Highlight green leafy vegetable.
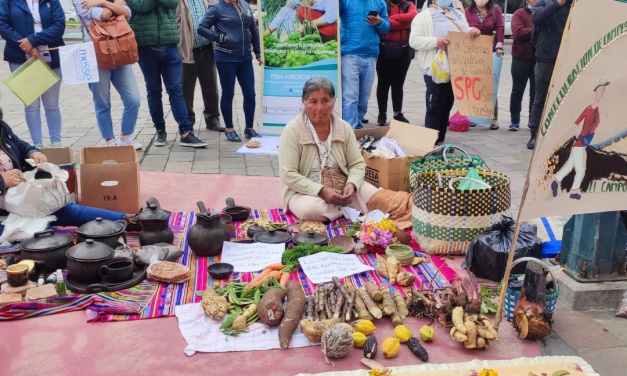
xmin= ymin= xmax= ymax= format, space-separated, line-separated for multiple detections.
xmin=281 ymin=243 xmax=344 ymax=272
xmin=480 ymin=285 xmax=498 ymax=315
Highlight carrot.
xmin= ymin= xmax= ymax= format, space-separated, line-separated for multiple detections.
xmin=266 ymin=263 xmax=284 ymax=271
xmin=279 ymin=272 xmax=291 ymax=287
xmin=268 ymin=270 xmax=282 ymax=283
xmin=247 ymin=268 xmax=273 ymax=289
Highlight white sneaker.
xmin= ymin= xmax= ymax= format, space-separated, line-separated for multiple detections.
xmin=118 ymin=134 xmax=142 ymax=150
xmin=105 ymin=138 xmax=121 ymax=146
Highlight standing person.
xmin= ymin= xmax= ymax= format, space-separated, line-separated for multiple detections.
xmin=199 ymin=0 xmax=262 ymax=142
xmin=340 ymin=0 xmax=390 ymax=130
xmin=0 ymin=0 xmax=65 ymax=149
xmin=176 ymin=0 xmax=224 ymax=132
xmin=465 ymin=0 xmax=504 ymax=130
xmin=75 ymin=0 xmax=142 ymax=149
xmin=410 ymin=0 xmax=480 ymax=145
xmin=126 ymin=0 xmax=208 ymax=148
xmin=376 ymin=0 xmax=417 ymax=126
xmin=509 ymin=0 xmax=537 ymax=131
xmin=527 ymin=0 xmax=572 ymax=149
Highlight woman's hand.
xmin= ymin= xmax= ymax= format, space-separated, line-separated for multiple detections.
xmin=469 ymin=27 xmax=481 ymax=38
xmin=1 ymin=170 xmax=26 ymax=189
xmin=319 ymin=187 xmax=348 ymax=206
xmin=341 ymin=183 xmax=356 ymax=202
xmin=29 ymin=152 xmax=48 ymax=164
xmin=83 ymin=0 xmax=105 ymax=9
xmin=436 ymin=37 xmax=450 ymax=49
xmin=256 ymin=57 xmax=264 ymax=66
xmin=496 ymin=48 xmax=504 ymax=57
xmin=18 ymin=38 xmax=35 ymax=54
xmin=366 ymin=15 xmax=383 ymax=26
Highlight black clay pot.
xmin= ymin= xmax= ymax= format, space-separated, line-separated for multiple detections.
xmin=137 ymin=198 xmax=174 ymax=246
xmin=76 ymin=217 xmax=127 ymax=249
xmin=20 ymin=230 xmax=73 ymax=273
xmin=223 ymin=197 xmax=251 ymax=222
xmin=293 ymin=231 xmax=329 ymax=246
xmin=187 ymin=201 xmax=231 ymax=257
xmin=66 ymin=239 xmax=114 ymax=283
xmin=253 ymin=228 xmax=292 ymax=245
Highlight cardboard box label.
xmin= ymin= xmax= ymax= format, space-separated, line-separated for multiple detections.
xmin=364 ymin=166 xmax=380 ymax=185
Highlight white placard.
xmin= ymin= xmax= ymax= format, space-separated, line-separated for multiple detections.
xmin=220 ymin=241 xmax=285 ymax=272
xmin=298 ymin=252 xmax=374 ymax=284
xmin=59 ymin=42 xmax=99 ymax=85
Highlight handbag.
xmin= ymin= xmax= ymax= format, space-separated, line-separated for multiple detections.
xmin=77 ymin=12 xmax=139 ymax=70
xmin=316 ymin=148 xmax=347 ymax=194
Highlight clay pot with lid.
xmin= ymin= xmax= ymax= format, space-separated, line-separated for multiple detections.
xmin=20 ymin=230 xmax=73 ymax=272
xmin=76 ymin=217 xmax=127 ymax=249
xmin=137 ymin=197 xmax=174 ymax=246
xmin=187 ymin=201 xmax=231 ymax=257
xmin=253 ymin=228 xmax=292 ymax=245
xmin=293 ymin=231 xmax=328 ymax=246
xmin=66 ymin=239 xmax=114 ymax=282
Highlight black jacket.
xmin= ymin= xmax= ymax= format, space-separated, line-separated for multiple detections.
xmin=0 ymin=120 xmax=39 ymax=194
xmin=532 ymin=0 xmax=572 ymax=63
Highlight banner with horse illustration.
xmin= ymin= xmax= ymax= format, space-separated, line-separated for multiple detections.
xmin=519 ymin=0 xmax=627 ymax=221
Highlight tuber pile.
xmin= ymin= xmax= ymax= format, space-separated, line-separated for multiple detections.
xmin=449 ymin=307 xmax=497 ymax=350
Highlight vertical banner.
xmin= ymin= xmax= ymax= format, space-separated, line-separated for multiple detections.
xmin=447 ymin=32 xmax=494 ymax=119
xmin=58 ymin=42 xmax=99 ymax=85
xmin=519 ymin=0 xmax=627 ymax=221
xmin=259 ymin=0 xmax=340 ymax=134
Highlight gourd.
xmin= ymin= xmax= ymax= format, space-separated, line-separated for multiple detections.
xmin=419 ymin=325 xmax=435 ymax=342
xmin=352 ymin=332 xmax=367 ymax=348
xmin=352 ymin=319 xmax=376 ymax=335
xmin=382 ymin=337 xmax=400 ymax=358
xmin=393 ymin=324 xmax=412 ymax=343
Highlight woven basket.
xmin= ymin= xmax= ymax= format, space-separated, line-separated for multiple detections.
xmin=503 ymin=257 xmax=559 ymax=321
xmin=385 ymin=244 xmax=414 ymax=266
xmin=411 ymin=168 xmax=511 ymax=255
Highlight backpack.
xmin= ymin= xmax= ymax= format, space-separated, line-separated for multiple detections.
xmin=78 ymin=12 xmax=139 ymax=70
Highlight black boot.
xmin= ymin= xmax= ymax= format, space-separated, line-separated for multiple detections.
xmin=527 ymin=136 xmax=536 ymax=150
xmin=377 ymin=113 xmax=387 ymax=126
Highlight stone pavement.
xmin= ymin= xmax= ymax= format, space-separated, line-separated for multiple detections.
xmin=1 ymin=40 xmax=625 ymax=375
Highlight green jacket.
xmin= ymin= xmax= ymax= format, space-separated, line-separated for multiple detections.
xmin=126 ymin=0 xmax=181 ymax=47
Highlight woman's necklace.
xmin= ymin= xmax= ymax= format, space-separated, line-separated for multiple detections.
xmin=477 ymin=7 xmax=488 ymax=22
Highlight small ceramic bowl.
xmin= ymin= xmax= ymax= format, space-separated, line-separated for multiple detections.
xmin=207 ymin=263 xmax=234 ymax=280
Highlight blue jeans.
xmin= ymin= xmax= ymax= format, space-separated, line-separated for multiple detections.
xmin=89 ymin=65 xmax=141 ymax=139
xmin=137 ymin=46 xmax=192 ymax=134
xmin=341 ymin=55 xmax=376 ymax=129
xmin=9 ymin=63 xmax=62 ymax=145
xmin=215 ymin=60 xmax=256 ymax=129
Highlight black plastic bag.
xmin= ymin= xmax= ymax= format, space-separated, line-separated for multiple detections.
xmin=462 ymin=216 xmax=543 ymax=282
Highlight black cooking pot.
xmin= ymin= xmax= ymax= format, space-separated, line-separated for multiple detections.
xmin=253 ymin=228 xmax=292 ymax=245
xmin=137 ymin=198 xmax=174 ymax=246
xmin=20 ymin=230 xmax=73 ymax=273
xmin=246 ymin=223 xmax=267 ymax=239
xmin=66 ymin=239 xmax=114 ymax=282
xmin=223 ymin=197 xmax=251 ymax=222
xmin=293 ymin=231 xmax=329 ymax=246
xmin=76 ymin=217 xmax=127 ymax=249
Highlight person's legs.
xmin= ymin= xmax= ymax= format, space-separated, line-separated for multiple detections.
xmin=570 ymin=147 xmax=586 ymax=191
xmin=529 ymin=61 xmax=554 ymax=140
xmin=51 ymin=203 xmax=124 ymax=227
xmin=182 ymin=61 xmax=198 ymax=127
xmin=41 ymin=67 xmax=63 ymax=143
xmin=554 ymin=147 xmax=576 ymax=182
xmin=89 ymin=68 xmax=115 ymax=139
xmin=341 ymin=54 xmax=360 ymax=129
xmin=110 ymin=65 xmax=141 ymax=136
xmin=137 ymin=47 xmax=166 ymax=132
xmin=528 ymin=62 xmax=536 ymax=124
xmin=347 ymin=182 xmax=381 ymax=214
xmin=357 ymin=56 xmax=377 ymax=129
xmin=287 ymin=193 xmax=343 ymax=222
xmin=424 ymin=75 xmax=448 ymax=143
xmin=509 ymin=58 xmax=527 ymax=126
xmin=376 ymin=57 xmax=392 ymax=118
xmin=216 ymin=61 xmax=238 ymax=130
xmin=236 ymin=60 xmax=256 ymax=129
xmin=391 ymin=58 xmax=411 ymax=114
xmin=439 ymin=81 xmax=455 ymax=141
xmin=10 ymin=62 xmax=43 ymax=146
xmin=160 ymin=46 xmax=192 ymax=135
xmin=195 ymin=46 xmax=221 ymax=125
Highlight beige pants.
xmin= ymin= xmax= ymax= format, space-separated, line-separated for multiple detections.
xmin=288 ymin=182 xmax=381 ymax=222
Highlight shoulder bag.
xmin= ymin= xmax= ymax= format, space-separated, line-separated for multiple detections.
xmin=316 ymin=148 xmax=347 ymax=194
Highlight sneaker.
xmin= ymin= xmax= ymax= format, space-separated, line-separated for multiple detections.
xmin=361 ymin=117 xmax=369 ymax=124
xmin=527 ymin=136 xmax=536 ymax=150
xmin=490 ymin=122 xmax=500 ymax=130
xmin=180 ymin=133 xmax=207 ymax=148
xmin=34 ymin=143 xmax=44 ymax=150
xmin=51 ymin=141 xmax=63 ymax=148
xmin=377 ymin=113 xmax=387 ymax=126
xmin=119 ymin=134 xmax=142 ymax=150
xmin=509 ymin=122 xmax=520 ymax=131
xmin=154 ymin=131 xmax=167 ymax=146
xmin=105 ymin=138 xmax=121 ymax=146
xmin=393 ymin=113 xmax=410 ymax=123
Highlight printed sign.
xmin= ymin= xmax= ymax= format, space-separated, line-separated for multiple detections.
xmin=299 ymin=252 xmax=373 ymax=284
xmin=447 ymin=32 xmax=494 ymax=119
xmin=220 ymin=242 xmax=285 ymax=272
xmin=519 ymin=0 xmax=627 ymax=220
xmin=59 ymin=42 xmax=99 ymax=85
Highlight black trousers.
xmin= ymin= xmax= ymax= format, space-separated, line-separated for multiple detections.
xmin=423 ymin=74 xmax=455 ymax=143
xmin=528 ymin=61 xmax=554 ymax=137
xmin=182 ymin=44 xmax=220 ymax=127
xmin=376 ymin=56 xmax=411 ymax=114
xmin=509 ymin=58 xmax=536 ymax=124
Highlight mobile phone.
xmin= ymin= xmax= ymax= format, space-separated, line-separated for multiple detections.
xmin=367 ymin=10 xmax=378 ymax=17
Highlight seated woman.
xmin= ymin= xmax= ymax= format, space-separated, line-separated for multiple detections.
xmin=279 ymin=76 xmax=379 ymax=222
xmin=0 ymin=114 xmax=140 ymax=233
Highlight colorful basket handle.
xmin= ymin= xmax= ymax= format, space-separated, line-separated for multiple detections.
xmin=509 ymin=257 xmax=560 ymax=293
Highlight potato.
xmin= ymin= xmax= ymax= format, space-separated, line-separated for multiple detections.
xmin=299 ymin=318 xmax=341 ymax=342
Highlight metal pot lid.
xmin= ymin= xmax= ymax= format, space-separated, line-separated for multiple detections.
xmin=21 ymin=230 xmax=73 ymax=251
xmin=293 ymin=230 xmax=328 ymax=245
xmin=66 ymin=239 xmax=114 ymax=262
xmin=77 ymin=217 xmax=126 ymax=237
xmin=253 ymin=228 xmax=292 ymax=244
xmin=137 ymin=203 xmax=172 ymax=221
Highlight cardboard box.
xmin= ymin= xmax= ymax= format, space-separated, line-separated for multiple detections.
xmin=79 ymin=146 xmax=140 ymax=213
xmin=354 ymin=120 xmax=438 ymax=191
xmin=40 ymin=147 xmax=77 ymax=203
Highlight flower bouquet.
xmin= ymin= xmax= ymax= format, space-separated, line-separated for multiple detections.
xmin=353 ymin=219 xmax=398 ymax=254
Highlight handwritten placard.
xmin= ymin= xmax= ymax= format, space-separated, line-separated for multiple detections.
xmin=299 ymin=252 xmax=374 ymax=284
xmin=220 ymin=242 xmax=285 ymax=272
xmin=447 ymin=32 xmax=494 ymax=119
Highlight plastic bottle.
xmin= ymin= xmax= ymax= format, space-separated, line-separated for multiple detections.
xmin=37 ymin=274 xmax=45 ymax=287
xmin=55 ymin=269 xmax=66 ymax=297
xmin=45 ymin=272 xmax=57 ymax=284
